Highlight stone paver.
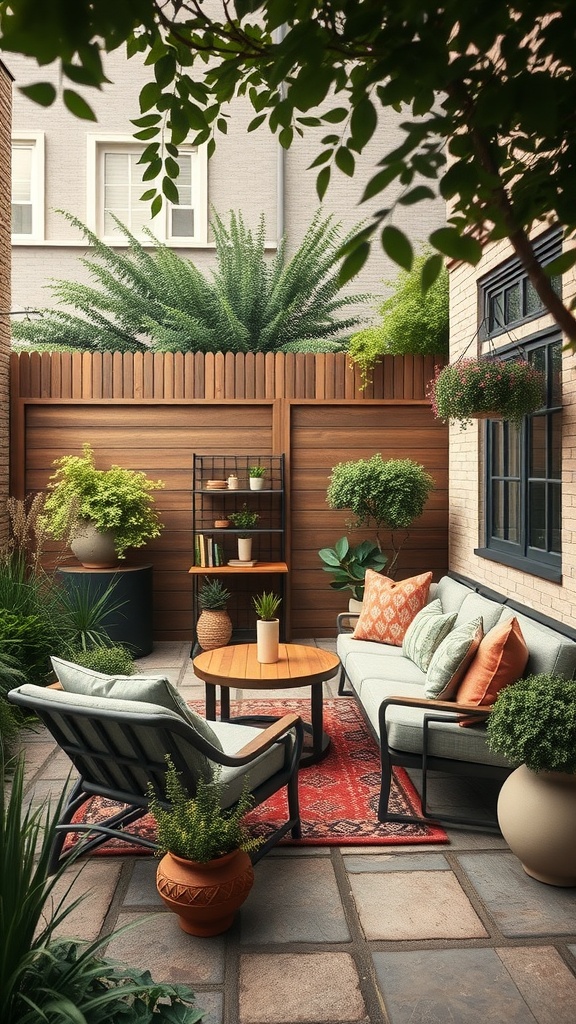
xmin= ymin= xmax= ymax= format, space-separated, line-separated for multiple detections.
xmin=344 ymin=853 xmax=451 ymax=873
xmin=497 ymin=947 xmax=576 ymax=1024
xmin=123 ymin=858 xmax=164 ymax=905
xmin=239 ymin=953 xmax=368 ymax=1024
xmin=458 ymin=852 xmax=576 ymax=936
xmin=49 ymin=859 xmax=123 ymax=941
xmin=105 ymin=910 xmax=227 ymax=985
xmin=349 ymin=868 xmax=487 ymax=940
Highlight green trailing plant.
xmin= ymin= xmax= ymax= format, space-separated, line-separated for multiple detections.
xmin=66 ymin=645 xmax=136 ymax=676
xmin=0 ymin=652 xmax=26 ymax=748
xmin=350 ymin=255 xmax=449 ymax=385
xmin=148 ymin=757 xmax=262 ymax=862
xmin=428 ymin=358 xmax=545 ymax=428
xmin=12 ymin=209 xmax=367 ymax=354
xmin=326 ymin=454 xmax=434 ymax=578
xmin=229 ymin=504 xmax=259 ymax=536
xmin=249 ymin=465 xmax=266 ymax=478
xmin=318 ymin=537 xmax=388 ymax=601
xmin=0 ymin=757 xmax=204 ymax=1023
xmin=253 ymin=591 xmax=281 ymax=620
xmin=198 ymin=577 xmax=232 ymax=611
xmin=487 ymin=674 xmax=576 ymax=774
xmin=42 ymin=443 xmax=164 ymax=559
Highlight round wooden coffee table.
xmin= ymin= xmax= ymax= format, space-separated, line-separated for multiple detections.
xmin=193 ymin=643 xmax=341 ymax=766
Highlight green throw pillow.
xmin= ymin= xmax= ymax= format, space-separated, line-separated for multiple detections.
xmin=402 ymin=599 xmax=458 ymax=672
xmin=50 ymin=656 xmax=223 ymax=753
xmin=424 ymin=617 xmax=484 ymax=700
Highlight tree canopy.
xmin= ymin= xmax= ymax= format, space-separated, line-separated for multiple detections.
xmin=2 ymin=1 xmax=576 ymax=342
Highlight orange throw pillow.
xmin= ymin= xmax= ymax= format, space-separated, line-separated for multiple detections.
xmin=456 ymin=616 xmax=528 ymax=714
xmin=352 ymin=570 xmax=433 ymax=646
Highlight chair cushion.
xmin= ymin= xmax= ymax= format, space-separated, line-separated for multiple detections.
xmin=51 ymin=655 xmax=223 ymax=775
xmin=455 ymin=617 xmax=529 ymax=710
xmin=424 ymin=617 xmax=483 ymax=699
xmin=352 ymin=570 xmax=433 ymax=646
xmin=402 ymin=599 xmax=458 ymax=672
xmin=455 ymin=592 xmax=504 ymax=633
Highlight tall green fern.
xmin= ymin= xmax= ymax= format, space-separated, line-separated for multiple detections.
xmin=13 ymin=210 xmax=368 ymax=354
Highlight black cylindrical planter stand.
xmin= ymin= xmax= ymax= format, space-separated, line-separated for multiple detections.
xmin=56 ymin=564 xmax=153 ymax=657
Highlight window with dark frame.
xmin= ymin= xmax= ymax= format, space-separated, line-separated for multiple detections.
xmin=479 ymin=228 xmax=562 ymax=339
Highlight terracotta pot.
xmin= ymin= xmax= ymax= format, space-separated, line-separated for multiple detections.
xmin=497 ymin=764 xmax=576 ymax=886
xmin=256 ymin=618 xmax=279 ymax=663
xmin=156 ymin=849 xmax=254 ymax=936
xmin=70 ymin=519 xmax=118 ymax=568
xmin=196 ymin=609 xmax=233 ymax=650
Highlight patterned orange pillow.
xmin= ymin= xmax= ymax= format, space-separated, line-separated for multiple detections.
xmin=352 ymin=570 xmax=433 ymax=646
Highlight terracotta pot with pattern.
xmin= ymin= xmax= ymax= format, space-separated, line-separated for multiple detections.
xmin=156 ymin=849 xmax=255 ymax=935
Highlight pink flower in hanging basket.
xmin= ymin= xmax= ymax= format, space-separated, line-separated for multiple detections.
xmin=427 ymin=358 xmax=545 ymax=428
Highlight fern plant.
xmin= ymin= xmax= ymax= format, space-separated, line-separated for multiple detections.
xmin=13 ymin=209 xmax=367 ymax=354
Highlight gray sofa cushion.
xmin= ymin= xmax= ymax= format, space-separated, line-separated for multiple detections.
xmin=435 ymin=576 xmax=474 ymax=614
xmin=455 ymin=593 xmax=505 ymax=633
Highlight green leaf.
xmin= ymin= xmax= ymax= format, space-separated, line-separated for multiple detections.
xmin=19 ymin=82 xmax=57 ymax=107
xmin=335 ymin=147 xmax=355 ymax=176
xmin=322 ymin=107 xmax=348 ymax=124
xmin=308 ymin=150 xmax=333 ymax=169
xmin=316 ymin=166 xmax=331 ymax=200
xmin=133 ymin=127 xmax=160 ymax=141
xmin=63 ymin=90 xmax=97 ymax=121
xmin=131 ymin=114 xmax=162 ymax=128
xmin=381 ymin=226 xmax=413 ymax=271
xmin=151 ymin=194 xmax=163 ymax=218
xmin=139 ymin=81 xmax=161 ymax=113
xmin=544 ymin=251 xmax=576 ymax=276
xmin=140 ymin=188 xmax=157 ymax=201
xmin=162 ymin=176 xmax=180 ymax=204
xmin=420 ymin=253 xmax=444 ymax=294
xmin=349 ymin=97 xmax=378 ymax=153
xmin=429 ymin=227 xmax=482 ymax=264
xmin=339 ymin=241 xmax=370 ymax=284
xmin=398 ymin=185 xmax=436 ymax=205
xmin=155 ymin=53 xmax=177 ymax=89
xmin=248 ymin=113 xmax=267 ymax=132
xmin=360 ymin=166 xmax=401 ymax=203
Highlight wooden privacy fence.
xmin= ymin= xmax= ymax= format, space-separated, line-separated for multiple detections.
xmin=10 ymin=350 xmax=448 ymax=640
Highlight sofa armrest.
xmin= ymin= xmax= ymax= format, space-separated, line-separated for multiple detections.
xmin=337 ymin=612 xmax=359 ymax=634
xmin=378 ymin=694 xmax=492 ymax=733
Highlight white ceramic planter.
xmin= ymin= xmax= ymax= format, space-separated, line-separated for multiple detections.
xmin=249 ymin=477 xmax=265 ymax=490
xmin=70 ymin=519 xmax=118 ymax=568
xmin=237 ymin=537 xmax=253 ymax=561
xmin=497 ymin=764 xmax=576 ymax=886
xmin=256 ymin=618 xmax=279 ymax=663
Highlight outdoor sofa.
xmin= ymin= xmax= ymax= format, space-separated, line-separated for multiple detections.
xmin=337 ymin=571 xmax=576 ymax=829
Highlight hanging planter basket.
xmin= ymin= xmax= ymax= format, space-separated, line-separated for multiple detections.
xmin=427 ymin=358 xmax=545 ymax=429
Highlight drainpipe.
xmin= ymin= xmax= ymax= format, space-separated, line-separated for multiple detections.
xmin=274 ymin=25 xmax=287 ymax=244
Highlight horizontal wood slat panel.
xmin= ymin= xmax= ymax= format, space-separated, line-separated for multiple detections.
xmin=12 ymin=353 xmax=448 ymax=641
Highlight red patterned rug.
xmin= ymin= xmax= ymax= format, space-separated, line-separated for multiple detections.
xmin=64 ymin=697 xmax=447 ymax=853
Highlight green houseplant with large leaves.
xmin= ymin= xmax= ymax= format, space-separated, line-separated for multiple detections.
xmin=428 ymin=358 xmax=545 ymax=429
xmin=42 ymin=443 xmax=164 ymax=561
xmin=318 ymin=536 xmax=388 ymax=601
xmin=326 ymin=454 xmax=434 ymax=578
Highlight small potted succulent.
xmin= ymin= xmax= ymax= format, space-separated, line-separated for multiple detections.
xmin=428 ymin=357 xmax=545 ymax=429
xmin=229 ymin=504 xmax=259 ymax=561
xmin=150 ymin=758 xmax=261 ymax=936
xmin=196 ymin=577 xmax=232 ymax=650
xmin=253 ymin=591 xmax=282 ymax=663
xmin=41 ymin=443 xmax=164 ymax=566
xmin=487 ymin=673 xmax=576 ymax=886
xmin=318 ymin=536 xmax=388 ymax=609
xmin=248 ymin=465 xmax=266 ymax=490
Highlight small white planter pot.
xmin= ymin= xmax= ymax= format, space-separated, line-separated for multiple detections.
xmin=256 ymin=618 xmax=279 ymax=663
xmin=237 ymin=537 xmax=253 ymax=561
xmin=348 ymin=598 xmax=363 ymax=615
xmin=497 ymin=764 xmax=576 ymax=886
xmin=249 ymin=477 xmax=265 ymax=490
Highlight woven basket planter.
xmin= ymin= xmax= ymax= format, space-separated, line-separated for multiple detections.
xmin=196 ymin=609 xmax=233 ymax=650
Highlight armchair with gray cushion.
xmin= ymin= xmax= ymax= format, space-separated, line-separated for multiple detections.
xmin=9 ymin=658 xmax=303 ymax=873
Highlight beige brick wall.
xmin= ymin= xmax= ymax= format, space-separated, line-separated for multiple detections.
xmin=449 ymin=233 xmax=576 ymax=630
xmin=0 ymin=62 xmax=11 ymax=547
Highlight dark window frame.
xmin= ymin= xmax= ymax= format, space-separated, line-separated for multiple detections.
xmin=478 ymin=228 xmax=562 ymax=340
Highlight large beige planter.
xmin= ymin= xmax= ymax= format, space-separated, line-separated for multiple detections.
xmin=497 ymin=764 xmax=576 ymax=886
xmin=70 ymin=519 xmax=118 ymax=568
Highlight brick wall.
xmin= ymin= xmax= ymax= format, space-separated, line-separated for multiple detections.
xmin=448 ymin=234 xmax=576 ymax=630
xmin=0 ymin=62 xmax=12 ymax=547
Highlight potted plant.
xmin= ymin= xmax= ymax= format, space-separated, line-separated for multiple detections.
xmin=428 ymin=357 xmax=545 ymax=429
xmin=229 ymin=504 xmax=259 ymax=561
xmin=41 ymin=443 xmax=164 ymax=566
xmin=249 ymin=465 xmax=266 ymax=490
xmin=196 ymin=577 xmax=233 ymax=650
xmin=253 ymin=591 xmax=282 ymax=663
xmin=318 ymin=536 xmax=388 ymax=610
xmin=326 ymin=454 xmax=434 ymax=578
xmin=149 ymin=758 xmax=261 ymax=936
xmin=487 ymin=673 xmax=576 ymax=886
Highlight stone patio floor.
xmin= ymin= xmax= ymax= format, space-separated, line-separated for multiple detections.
xmin=19 ymin=640 xmax=576 ymax=1024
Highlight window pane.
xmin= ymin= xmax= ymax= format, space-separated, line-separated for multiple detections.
xmin=12 ymin=146 xmax=32 ymax=202
xmin=529 ymin=481 xmax=546 ymax=549
xmin=551 ymin=342 xmax=562 ymax=406
xmin=491 ymin=421 xmax=503 ymax=476
xmin=489 ymin=293 xmax=504 ymax=331
xmin=171 ymin=208 xmax=194 ymax=237
xmin=506 ymin=422 xmax=520 ymax=477
xmin=507 ymin=482 xmax=520 ymax=542
xmin=12 ymin=203 xmax=32 ymax=234
xmin=530 ymin=416 xmax=546 ymax=477
xmin=174 ymin=155 xmax=192 ymax=205
xmin=504 ymin=283 xmax=521 ymax=323
xmin=103 ymin=151 xmax=150 ymax=233
xmin=550 ymin=482 xmax=561 ymax=554
xmin=551 ymin=411 xmax=561 ymax=478
xmin=525 ymin=278 xmax=543 ymax=316
xmin=491 ymin=480 xmax=520 ymax=542
xmin=491 ymin=480 xmax=505 ymax=539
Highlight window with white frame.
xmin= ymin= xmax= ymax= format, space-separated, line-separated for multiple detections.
xmin=11 ymin=133 xmax=45 ymax=241
xmin=87 ymin=137 xmax=207 ymax=244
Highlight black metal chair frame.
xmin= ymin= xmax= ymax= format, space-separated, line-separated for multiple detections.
xmin=9 ymin=686 xmax=303 ymax=874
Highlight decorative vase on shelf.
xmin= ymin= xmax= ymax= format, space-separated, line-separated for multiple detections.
xmin=249 ymin=477 xmax=265 ymax=490
xmin=237 ymin=537 xmax=253 ymax=561
xmin=256 ymin=618 xmax=280 ymax=663
xmin=156 ymin=849 xmax=255 ymax=936
xmin=70 ymin=519 xmax=118 ymax=568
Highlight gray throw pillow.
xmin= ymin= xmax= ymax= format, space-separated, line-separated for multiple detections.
xmin=402 ymin=599 xmax=458 ymax=672
xmin=424 ymin=617 xmax=484 ymax=700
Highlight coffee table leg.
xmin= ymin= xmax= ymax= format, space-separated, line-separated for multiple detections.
xmin=205 ymin=684 xmax=217 ymax=720
xmin=220 ymin=687 xmax=230 ymax=720
xmin=311 ymin=682 xmax=324 ymax=761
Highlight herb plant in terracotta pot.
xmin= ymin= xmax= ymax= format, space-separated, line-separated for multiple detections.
xmin=150 ymin=758 xmax=261 ymax=936
xmin=428 ymin=358 xmax=545 ymax=429
xmin=42 ymin=443 xmax=164 ymax=566
xmin=487 ymin=673 xmax=576 ymax=886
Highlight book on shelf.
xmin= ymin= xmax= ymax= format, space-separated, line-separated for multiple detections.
xmin=227 ymin=559 xmax=258 ymax=567
xmin=195 ymin=533 xmax=205 ymax=567
xmin=207 ymin=536 xmax=213 ymax=567
xmin=214 ymin=542 xmax=224 ymax=567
